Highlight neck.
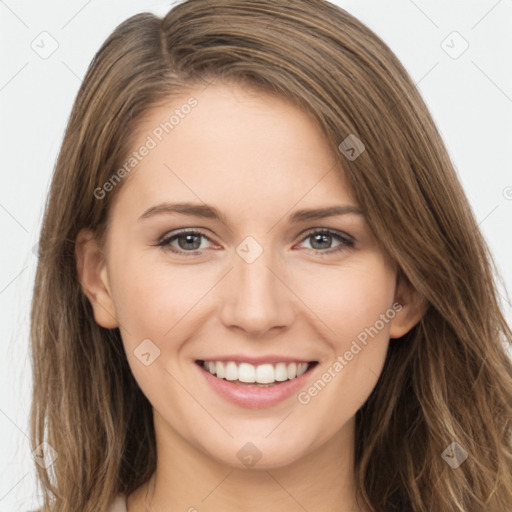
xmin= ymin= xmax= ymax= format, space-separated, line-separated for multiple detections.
xmin=127 ymin=409 xmax=368 ymax=512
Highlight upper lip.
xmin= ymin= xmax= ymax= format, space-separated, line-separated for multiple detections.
xmin=197 ymin=355 xmax=318 ymax=365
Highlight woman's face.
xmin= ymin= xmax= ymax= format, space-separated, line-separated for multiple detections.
xmin=80 ymin=82 xmax=417 ymax=469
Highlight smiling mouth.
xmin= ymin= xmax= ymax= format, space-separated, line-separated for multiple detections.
xmin=195 ymin=360 xmax=319 ymax=387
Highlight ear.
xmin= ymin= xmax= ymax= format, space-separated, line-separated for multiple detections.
xmin=75 ymin=228 xmax=119 ymax=329
xmin=389 ymin=273 xmax=428 ymax=339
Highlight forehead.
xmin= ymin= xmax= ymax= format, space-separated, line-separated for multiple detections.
xmin=110 ymin=82 xmax=356 ymax=220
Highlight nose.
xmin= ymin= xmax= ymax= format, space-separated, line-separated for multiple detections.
xmin=218 ymin=244 xmax=296 ymax=338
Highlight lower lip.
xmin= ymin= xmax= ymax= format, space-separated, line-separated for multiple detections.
xmin=195 ymin=361 xmax=318 ymax=409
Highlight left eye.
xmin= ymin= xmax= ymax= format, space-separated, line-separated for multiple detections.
xmin=156 ymin=228 xmax=354 ymax=256
xmin=298 ymin=229 xmax=354 ymax=253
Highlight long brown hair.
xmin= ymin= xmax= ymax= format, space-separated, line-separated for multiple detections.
xmin=30 ymin=1 xmax=512 ymax=510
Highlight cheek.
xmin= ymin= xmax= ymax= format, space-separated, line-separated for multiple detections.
xmin=109 ymin=249 xmax=208 ymax=335
xmin=292 ymin=259 xmax=396 ymax=427
xmin=290 ymin=256 xmax=396 ymax=344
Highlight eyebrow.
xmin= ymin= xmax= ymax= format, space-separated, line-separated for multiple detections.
xmin=137 ymin=202 xmax=364 ymax=224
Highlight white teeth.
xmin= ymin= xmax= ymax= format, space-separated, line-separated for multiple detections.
xmin=256 ymin=364 xmax=274 ymax=384
xmin=224 ymin=361 xmax=238 ymax=381
xmin=274 ymin=362 xmax=289 ymax=381
xmin=215 ymin=361 xmax=225 ymax=379
xmin=287 ymin=362 xmax=297 ymax=380
xmin=238 ymin=362 xmax=256 ymax=383
xmin=297 ymin=363 xmax=309 ymax=377
xmin=201 ymin=360 xmax=311 ymax=384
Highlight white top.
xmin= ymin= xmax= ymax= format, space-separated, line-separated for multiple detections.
xmin=109 ymin=494 xmax=127 ymax=511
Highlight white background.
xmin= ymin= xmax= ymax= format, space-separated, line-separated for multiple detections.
xmin=1 ymin=0 xmax=511 ymax=509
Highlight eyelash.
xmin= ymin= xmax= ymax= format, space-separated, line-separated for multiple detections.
xmin=156 ymin=228 xmax=355 ymax=257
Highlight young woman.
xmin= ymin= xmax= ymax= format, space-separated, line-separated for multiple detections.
xmin=29 ymin=1 xmax=512 ymax=511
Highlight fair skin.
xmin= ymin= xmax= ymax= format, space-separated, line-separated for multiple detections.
xmin=76 ymin=82 xmax=424 ymax=512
